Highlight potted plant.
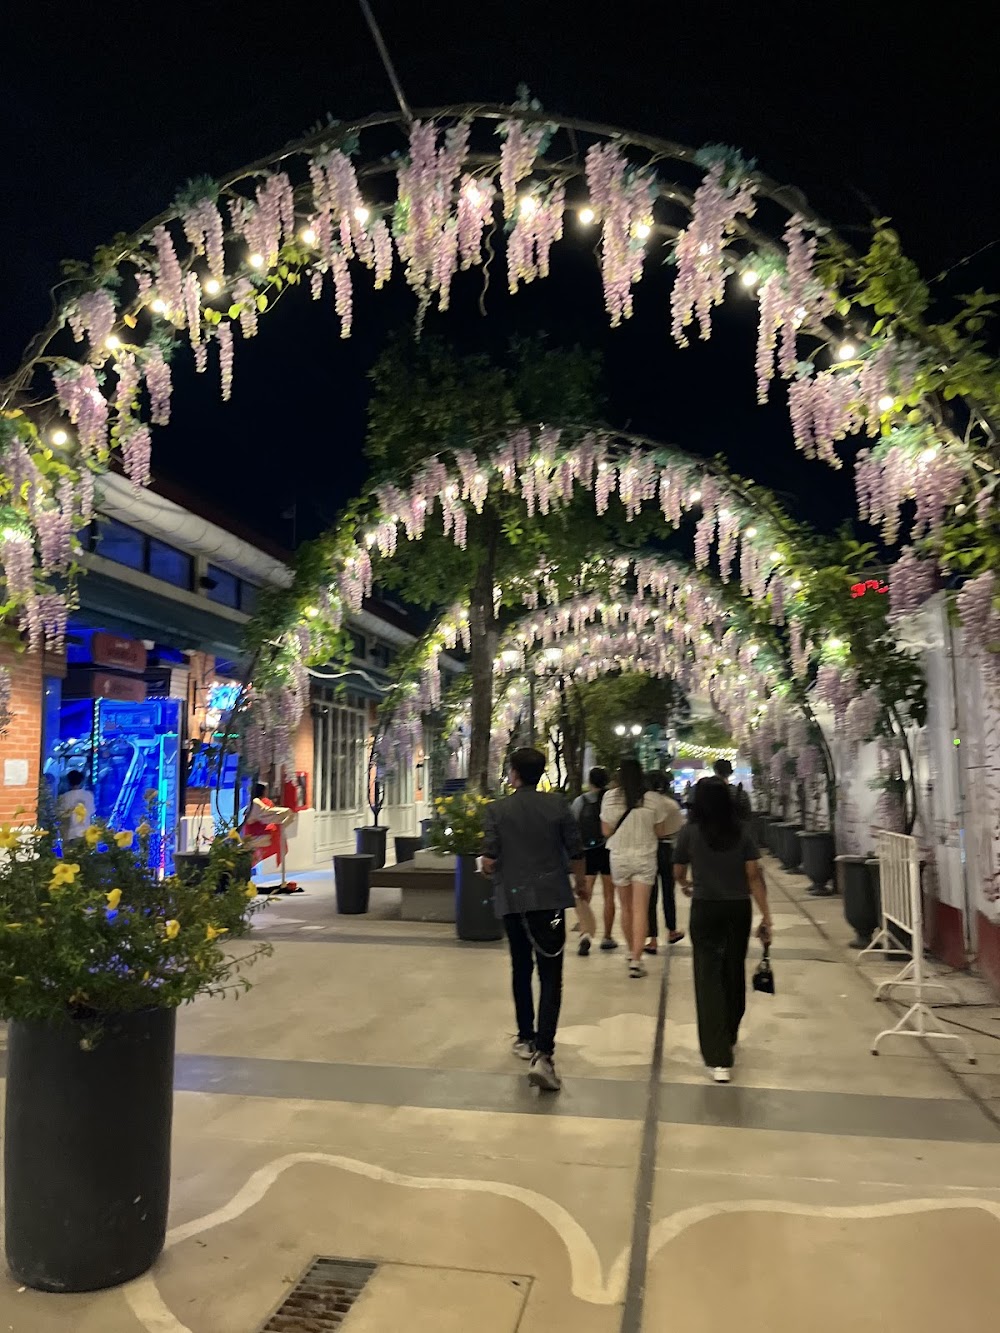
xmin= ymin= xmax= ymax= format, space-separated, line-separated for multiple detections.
xmin=428 ymin=792 xmax=502 ymax=941
xmin=355 ymin=739 xmax=388 ymax=868
xmin=0 ymin=816 xmax=269 ymax=1293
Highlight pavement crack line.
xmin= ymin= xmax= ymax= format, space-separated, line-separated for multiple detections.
xmin=620 ymin=946 xmax=671 ymax=1333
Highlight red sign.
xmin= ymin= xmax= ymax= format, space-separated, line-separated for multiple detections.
xmin=90 ymin=632 xmax=148 ymax=672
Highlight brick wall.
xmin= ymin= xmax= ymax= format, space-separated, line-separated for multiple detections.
xmin=0 ymin=645 xmax=43 ymax=824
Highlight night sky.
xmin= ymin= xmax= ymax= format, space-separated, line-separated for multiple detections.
xmin=3 ymin=2 xmax=997 ymax=550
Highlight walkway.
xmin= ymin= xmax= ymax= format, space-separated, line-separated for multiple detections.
xmin=3 ymin=856 xmax=1000 ymax=1330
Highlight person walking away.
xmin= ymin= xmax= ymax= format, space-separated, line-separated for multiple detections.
xmin=672 ymin=778 xmax=772 ymax=1083
xmin=481 ymin=748 xmax=586 ymax=1093
xmin=713 ymin=758 xmax=751 ymax=820
xmin=643 ymin=771 xmax=685 ymax=954
xmin=56 ymin=770 xmax=95 ymax=843
xmin=570 ymin=766 xmax=616 ymax=955
xmin=600 ymin=758 xmax=670 ymax=978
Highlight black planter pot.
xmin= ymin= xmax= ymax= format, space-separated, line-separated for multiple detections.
xmin=420 ymin=817 xmax=434 ymax=841
xmin=455 ymin=854 xmax=503 ymax=941
xmin=776 ymin=822 xmax=803 ymax=871
xmin=5 ymin=1008 xmax=176 ymax=1293
xmin=355 ymin=825 xmax=388 ymax=869
xmin=394 ymin=834 xmax=423 ymax=864
xmin=838 ymin=855 xmax=881 ymax=948
xmin=334 ymin=853 xmax=373 ymax=914
xmin=800 ymin=831 xmax=836 ymax=896
xmin=758 ymin=814 xmax=779 ymax=852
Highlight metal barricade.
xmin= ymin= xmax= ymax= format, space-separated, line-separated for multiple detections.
xmin=862 ymin=831 xmax=973 ymax=1061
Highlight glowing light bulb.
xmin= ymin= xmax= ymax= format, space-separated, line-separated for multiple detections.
xmin=698 ymin=241 xmax=711 ymax=256
xmin=51 ymin=429 xmax=68 ymax=446
xmin=614 ymin=724 xmax=627 ymax=737
xmin=578 ymin=206 xmax=595 ymax=225
xmin=500 ymin=650 xmax=520 ymax=667
xmin=465 ymin=184 xmax=483 ymax=205
xmin=519 ymin=195 xmax=538 ymax=216
xmin=827 ymin=637 xmax=844 ymax=651
xmin=745 ymin=526 xmax=758 ymax=538
xmin=771 ymin=550 xmax=783 ymax=562
xmin=791 ymin=579 xmax=803 ymax=591
xmin=151 ymin=298 xmax=167 ymax=314
xmin=636 ymin=221 xmax=652 ymax=239
xmin=689 ymin=489 xmax=702 ymax=504
xmin=630 ymin=724 xmax=642 ymax=737
xmin=203 ymin=277 xmax=222 ymax=296
xmin=920 ymin=446 xmax=938 ymax=464
xmin=836 ymin=341 xmax=856 ymax=361
xmin=878 ymin=394 xmax=895 ymax=412
xmin=741 ymin=268 xmax=760 ymax=288
xmin=354 ymin=206 xmax=370 ymax=224
xmin=792 ymin=305 xmax=807 ymax=327
xmin=300 ymin=226 xmax=317 ymax=245
xmin=304 ymin=606 xmax=319 ymax=619
xmin=249 ymin=253 xmax=264 ymax=269
xmin=105 ymin=334 xmax=121 ymax=350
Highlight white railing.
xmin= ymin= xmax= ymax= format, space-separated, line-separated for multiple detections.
xmin=860 ymin=831 xmax=974 ymax=1061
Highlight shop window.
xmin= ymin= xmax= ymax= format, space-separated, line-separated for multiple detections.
xmin=205 ymin=565 xmax=239 ymax=608
xmin=312 ymin=685 xmax=367 ymax=813
xmin=239 ymin=582 xmax=258 ymax=613
xmin=148 ymin=538 xmax=193 ymax=590
xmin=93 ymin=517 xmax=144 ymax=571
xmin=350 ymin=631 xmax=367 ymax=660
xmin=370 ymin=641 xmax=394 ymax=670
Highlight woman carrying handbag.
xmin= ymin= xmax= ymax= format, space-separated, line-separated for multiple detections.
xmin=672 ymin=778 xmax=772 ymax=1083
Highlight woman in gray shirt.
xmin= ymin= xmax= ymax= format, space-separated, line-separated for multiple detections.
xmin=672 ymin=778 xmax=772 ymax=1083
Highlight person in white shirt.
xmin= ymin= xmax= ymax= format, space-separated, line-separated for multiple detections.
xmin=56 ymin=770 xmax=95 ymax=841
xmin=600 ymin=758 xmax=670 ymax=978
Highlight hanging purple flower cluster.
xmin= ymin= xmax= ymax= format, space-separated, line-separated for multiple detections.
xmin=67 ymin=290 xmax=116 ymax=359
xmin=856 ymin=435 xmax=967 ymax=545
xmin=498 ymin=120 xmax=545 ymax=220
xmin=181 ymin=197 xmax=226 ymax=279
xmin=145 ymin=346 xmax=173 ymax=425
xmin=584 ymin=144 xmax=654 ymax=326
xmin=507 ymin=185 xmax=565 ymax=293
xmin=394 ymin=121 xmax=470 ymax=312
xmin=0 ymin=531 xmax=34 ymax=599
xmin=956 ymin=570 xmax=1000 ymax=685
xmin=671 ymin=163 xmax=756 ymax=347
xmin=844 ymin=689 xmax=881 ymax=745
xmin=53 ymin=365 xmax=108 ymax=456
xmin=888 ymin=547 xmax=936 ymax=621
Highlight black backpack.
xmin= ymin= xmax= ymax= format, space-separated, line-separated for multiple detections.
xmin=577 ymin=795 xmax=604 ymax=849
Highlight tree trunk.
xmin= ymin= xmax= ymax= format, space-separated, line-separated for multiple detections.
xmin=467 ymin=545 xmax=498 ymax=794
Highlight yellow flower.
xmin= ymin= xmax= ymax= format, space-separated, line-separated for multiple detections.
xmin=106 ymin=888 xmax=122 ymax=910
xmin=136 ymin=821 xmax=152 ymax=838
xmin=113 ymin=830 xmax=134 ymax=850
xmin=226 ymin=829 xmax=242 ymax=844
xmin=205 ymin=923 xmax=228 ymax=941
xmin=245 ymin=883 xmax=258 ymax=899
xmin=73 ymin=802 xmax=87 ymax=821
xmin=84 ymin=826 xmax=102 ymax=847
xmin=164 ymin=919 xmax=181 ymax=940
xmin=0 ymin=826 xmax=19 ymax=849
xmin=5 ymin=922 xmax=24 ymax=930
xmin=49 ymin=861 xmax=81 ymax=890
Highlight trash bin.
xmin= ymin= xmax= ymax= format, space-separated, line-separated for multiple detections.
xmin=355 ymin=825 xmax=388 ymax=869
xmin=334 ymin=854 xmax=374 ymax=914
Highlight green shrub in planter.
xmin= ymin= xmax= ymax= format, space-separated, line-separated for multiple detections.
xmin=0 ymin=818 xmax=270 ymax=1293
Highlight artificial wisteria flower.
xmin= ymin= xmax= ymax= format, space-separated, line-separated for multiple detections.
xmin=506 ymin=184 xmax=565 ymax=292
xmin=0 ymin=530 xmax=34 ymax=598
xmin=231 ymin=280 xmax=259 ymax=338
xmin=456 ymin=176 xmax=494 ymax=270
xmin=217 ymin=320 xmax=234 ymax=401
xmin=584 ymin=143 xmax=654 ymax=326
xmin=114 ymin=353 xmax=141 ymax=420
xmin=331 ymin=252 xmax=352 ymax=338
xmin=181 ymin=197 xmax=226 ymax=279
xmin=145 ymin=345 xmax=173 ymax=425
xmin=498 ymin=120 xmax=545 ymax=220
xmin=121 ymin=425 xmax=152 ymax=488
xmin=33 ymin=506 xmax=73 ymax=573
xmin=888 ymin=547 xmax=936 ymax=621
xmin=67 ymin=290 xmax=116 ymax=359
xmin=53 ymin=365 xmax=108 ymax=456
xmin=671 ymin=162 xmax=756 ymax=347
xmin=394 ymin=120 xmax=469 ymax=314
xmin=151 ymin=224 xmax=185 ymax=314
xmin=844 ymin=689 xmax=881 ymax=745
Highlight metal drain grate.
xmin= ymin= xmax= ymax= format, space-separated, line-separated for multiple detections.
xmin=259 ymin=1256 xmax=378 ymax=1331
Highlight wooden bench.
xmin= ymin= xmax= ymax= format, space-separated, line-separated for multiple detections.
xmin=370 ymin=858 xmax=456 ymax=923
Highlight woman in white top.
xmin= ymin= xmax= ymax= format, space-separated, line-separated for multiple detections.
xmin=601 ymin=758 xmax=669 ymax=977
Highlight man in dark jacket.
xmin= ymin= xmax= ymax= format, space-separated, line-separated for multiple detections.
xmin=713 ymin=759 xmax=752 ymax=820
xmin=481 ymin=747 xmax=586 ymax=1092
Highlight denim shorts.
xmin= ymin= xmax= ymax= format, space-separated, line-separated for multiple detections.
xmin=609 ymin=852 xmax=657 ymax=886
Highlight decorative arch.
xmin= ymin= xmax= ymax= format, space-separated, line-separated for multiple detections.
xmin=0 ymin=100 xmax=990 ymax=668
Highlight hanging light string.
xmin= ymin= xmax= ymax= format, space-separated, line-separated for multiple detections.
xmin=357 ymin=0 xmax=414 ymax=124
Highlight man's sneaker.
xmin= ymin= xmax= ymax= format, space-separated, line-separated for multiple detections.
xmin=528 ymin=1052 xmax=562 ymax=1092
xmin=512 ymin=1038 xmax=535 ymax=1060
xmin=600 ymin=937 xmax=618 ymax=951
xmin=578 ymin=934 xmax=592 ymax=957
xmin=711 ymin=1067 xmax=732 ymax=1084
xmin=628 ymin=960 xmax=647 ymax=979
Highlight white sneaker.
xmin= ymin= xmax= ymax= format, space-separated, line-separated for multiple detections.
xmin=711 ymin=1067 xmax=731 ymax=1084
xmin=512 ymin=1038 xmax=535 ymax=1060
xmin=628 ymin=960 xmax=647 ymax=978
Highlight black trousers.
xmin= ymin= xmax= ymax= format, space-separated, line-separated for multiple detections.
xmin=503 ymin=910 xmax=565 ymax=1057
xmin=689 ymin=898 xmax=752 ymax=1068
xmin=649 ymin=840 xmax=676 ymax=936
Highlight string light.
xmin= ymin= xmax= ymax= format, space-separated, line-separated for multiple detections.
xmin=203 ymin=278 xmax=222 ymax=296
xmin=791 ymin=579 xmax=803 ymax=591
xmin=151 ymin=298 xmax=167 ymax=315
xmin=674 ymin=743 xmax=739 ymax=762
xmin=878 ymin=394 xmax=895 ymax=412
xmin=689 ymin=489 xmax=702 ymax=504
xmin=635 ymin=221 xmax=652 ymax=239
xmin=578 ymin=206 xmax=595 ymax=225
xmin=519 ymin=195 xmax=538 ymax=216
xmin=51 ymin=429 xmax=68 ymax=446
xmin=354 ymin=206 xmax=370 ymax=224
xmin=105 ymin=334 xmax=121 ymax=350
xmin=920 ymin=446 xmax=938 ymax=463
xmin=745 ymin=526 xmax=758 ymax=538
xmin=740 ymin=268 xmax=760 ymax=288
xmin=836 ymin=341 xmax=856 ymax=361
xmin=249 ymin=253 xmax=264 ymax=269
xmin=300 ymin=227 xmax=317 ymax=245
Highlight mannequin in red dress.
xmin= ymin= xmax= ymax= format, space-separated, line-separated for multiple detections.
xmin=242 ymin=782 xmax=294 ymax=872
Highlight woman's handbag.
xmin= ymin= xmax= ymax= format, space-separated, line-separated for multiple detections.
xmin=752 ymin=943 xmax=775 ymax=995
